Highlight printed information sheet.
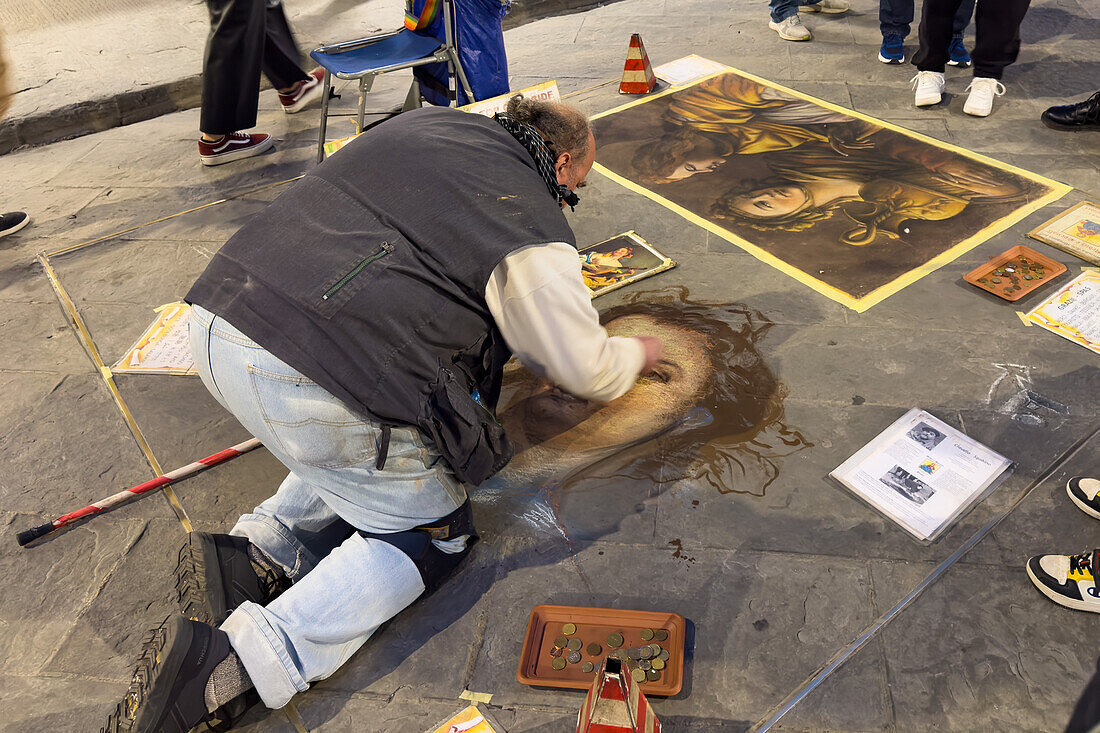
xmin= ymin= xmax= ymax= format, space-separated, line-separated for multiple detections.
xmin=830 ymin=409 xmax=1012 ymax=542
xmin=113 ymin=303 xmax=197 ymax=375
xmin=1026 ymin=271 xmax=1100 ymax=355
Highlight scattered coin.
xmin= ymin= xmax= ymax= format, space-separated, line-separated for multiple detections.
xmin=554 ymin=636 xmax=568 ymax=649
xmin=654 ymin=629 xmax=668 ymax=641
xmin=639 ymin=628 xmax=654 ymax=641
xmin=649 ymin=644 xmax=662 ymax=656
xmin=567 ymin=651 xmax=582 ymax=664
xmin=639 ymin=659 xmax=652 ymax=671
xmin=631 ymin=669 xmax=647 ymax=683
xmin=562 ymin=623 xmax=577 ymax=636
xmin=587 ymin=643 xmax=603 ymax=656
xmin=582 ymin=661 xmax=594 ymax=674
xmin=639 ymin=647 xmax=653 ymax=660
xmin=626 ymin=658 xmax=639 ymax=671
xmin=606 ymin=633 xmax=624 ymax=648
xmin=1024 ymin=275 xmax=1033 ymax=280
xmin=567 ymin=638 xmax=582 ymax=652
xmin=658 ymin=649 xmax=669 ymax=661
xmin=992 ymin=278 xmax=1002 ymax=283
xmin=626 ymin=648 xmax=640 ymax=660
xmin=646 ymin=669 xmax=661 ymax=682
xmin=552 ymin=657 xmax=566 ymax=671
xmin=651 ymin=658 xmax=665 ymax=671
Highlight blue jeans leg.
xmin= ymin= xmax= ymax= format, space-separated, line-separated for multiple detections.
xmin=879 ymin=0 xmax=914 ymax=37
xmin=770 ymin=0 xmax=799 ymax=23
xmin=188 ymin=304 xmax=470 ymax=707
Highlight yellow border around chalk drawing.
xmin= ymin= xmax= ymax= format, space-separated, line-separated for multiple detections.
xmin=590 ymin=65 xmax=1073 ymax=312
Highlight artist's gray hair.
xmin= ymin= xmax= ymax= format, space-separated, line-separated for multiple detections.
xmin=504 ymin=95 xmax=591 ymax=160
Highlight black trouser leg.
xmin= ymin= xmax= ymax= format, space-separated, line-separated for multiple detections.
xmin=970 ymin=0 xmax=1031 ymax=80
xmin=912 ymin=0 xmax=964 ymax=72
xmin=951 ymin=0 xmax=975 ymax=37
xmin=201 ymin=0 xmax=266 ymax=135
xmin=262 ymin=1 xmax=309 ymax=91
xmin=1065 ymin=654 xmax=1100 ymax=733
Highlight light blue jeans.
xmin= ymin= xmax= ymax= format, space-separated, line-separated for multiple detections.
xmin=188 ymin=304 xmax=469 ymax=708
xmin=770 ymin=0 xmax=822 ymax=23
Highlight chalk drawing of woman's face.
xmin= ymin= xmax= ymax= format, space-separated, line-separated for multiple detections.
xmin=498 ymin=314 xmax=711 ymax=474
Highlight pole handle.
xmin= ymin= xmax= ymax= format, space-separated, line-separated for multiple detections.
xmin=16 ymin=522 xmax=56 ymax=547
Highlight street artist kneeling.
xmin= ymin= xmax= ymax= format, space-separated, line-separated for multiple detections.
xmin=101 ymin=96 xmax=664 ymax=732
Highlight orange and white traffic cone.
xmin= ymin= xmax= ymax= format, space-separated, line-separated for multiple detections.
xmin=576 ymin=657 xmax=661 ymax=733
xmin=619 ymin=34 xmax=656 ymax=95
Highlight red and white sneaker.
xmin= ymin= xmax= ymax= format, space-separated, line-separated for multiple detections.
xmin=278 ymin=68 xmax=325 ymax=114
xmin=198 ymin=132 xmax=274 ymax=166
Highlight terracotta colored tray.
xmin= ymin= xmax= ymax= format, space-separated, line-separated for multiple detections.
xmin=516 ymin=604 xmax=686 ymax=696
xmin=964 ymin=245 xmax=1066 ymax=301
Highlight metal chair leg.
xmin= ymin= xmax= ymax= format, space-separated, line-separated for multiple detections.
xmin=356 ymin=75 xmax=375 ymax=133
xmin=450 ymin=49 xmax=475 ymax=104
xmin=401 ymin=80 xmax=422 ymax=112
xmin=317 ymin=70 xmax=333 ymax=163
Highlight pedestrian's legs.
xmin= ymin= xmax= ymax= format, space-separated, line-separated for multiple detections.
xmin=970 ymin=0 xmax=1031 ymax=80
xmin=201 ymin=0 xmax=266 ymax=135
xmin=950 ymin=0 xmax=975 ymax=38
xmin=261 ymin=1 xmax=309 ymax=91
xmin=912 ymin=0 xmax=965 ymax=72
xmin=769 ymin=0 xmax=800 ymax=23
xmin=879 ymin=0 xmax=913 ymax=38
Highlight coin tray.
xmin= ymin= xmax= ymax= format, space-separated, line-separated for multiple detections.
xmin=963 ymin=245 xmax=1067 ymax=302
xmin=516 ymin=604 xmax=686 ymax=695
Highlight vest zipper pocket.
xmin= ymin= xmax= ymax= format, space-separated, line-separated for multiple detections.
xmin=321 ymin=241 xmax=394 ymax=301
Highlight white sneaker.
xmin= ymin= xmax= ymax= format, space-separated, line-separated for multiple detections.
xmin=910 ymin=71 xmax=945 ymax=107
xmin=769 ymin=15 xmax=812 ymax=41
xmin=963 ymin=77 xmax=1006 ymax=117
xmin=800 ymin=0 xmax=850 ymax=13
xmin=1067 ymin=477 xmax=1100 ymax=521
xmin=1027 ymin=551 xmax=1100 ymax=613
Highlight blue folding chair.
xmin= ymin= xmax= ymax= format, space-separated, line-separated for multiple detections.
xmin=310 ymin=0 xmax=475 ymax=161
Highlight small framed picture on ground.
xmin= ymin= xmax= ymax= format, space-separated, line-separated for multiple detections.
xmin=1028 ymin=201 xmax=1100 ymax=266
xmin=579 ymin=231 xmax=676 ymax=299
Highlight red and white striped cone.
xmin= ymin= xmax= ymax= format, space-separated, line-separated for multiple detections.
xmin=619 ymin=34 xmax=656 ymax=95
xmin=576 ymin=657 xmax=661 ymax=733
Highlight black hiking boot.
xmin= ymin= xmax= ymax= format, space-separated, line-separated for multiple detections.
xmin=101 ymin=616 xmax=231 ymax=733
xmin=175 ymin=532 xmax=290 ymax=627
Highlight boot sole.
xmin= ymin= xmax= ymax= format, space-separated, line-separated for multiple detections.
xmin=878 ymin=52 xmax=903 ymax=64
xmin=175 ymin=532 xmax=225 ymax=626
xmin=800 ymin=5 xmax=848 ymax=12
xmin=101 ymin=617 xmax=192 ymax=732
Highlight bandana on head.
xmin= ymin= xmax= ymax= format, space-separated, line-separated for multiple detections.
xmin=493 ymin=113 xmax=581 ymax=211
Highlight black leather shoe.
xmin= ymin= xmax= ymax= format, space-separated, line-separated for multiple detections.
xmin=1042 ymin=91 xmax=1100 ymax=130
xmin=175 ymin=532 xmax=289 ymax=626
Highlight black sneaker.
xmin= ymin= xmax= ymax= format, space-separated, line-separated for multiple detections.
xmin=1068 ymin=476 xmax=1100 ymax=520
xmin=101 ymin=616 xmax=231 ymax=733
xmin=0 ymin=211 xmax=30 ymax=238
xmin=1042 ymin=92 xmax=1100 ymax=131
xmin=175 ymin=532 xmax=289 ymax=626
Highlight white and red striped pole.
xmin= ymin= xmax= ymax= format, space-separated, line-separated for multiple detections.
xmin=16 ymin=438 xmax=263 ymax=546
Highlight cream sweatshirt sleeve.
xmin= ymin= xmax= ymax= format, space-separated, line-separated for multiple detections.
xmin=484 ymin=241 xmax=646 ymax=402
